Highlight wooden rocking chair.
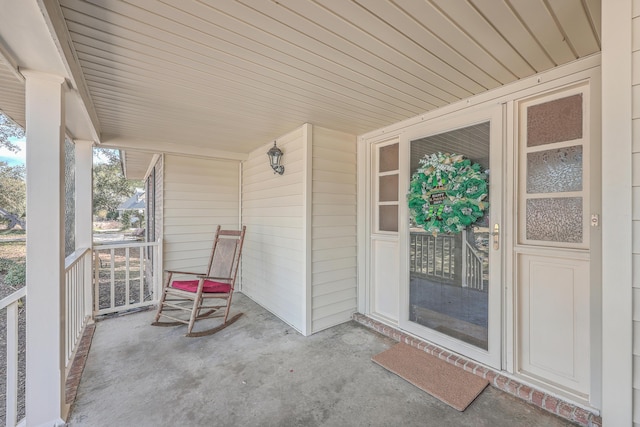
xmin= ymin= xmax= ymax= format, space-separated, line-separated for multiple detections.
xmin=152 ymin=225 xmax=246 ymax=337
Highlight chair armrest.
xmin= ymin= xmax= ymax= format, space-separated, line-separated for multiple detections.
xmin=164 ymin=270 xmax=204 ymax=276
xmin=200 ymin=276 xmax=232 ymax=281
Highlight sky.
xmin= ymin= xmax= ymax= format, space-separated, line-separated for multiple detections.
xmin=0 ymin=137 xmax=25 ymax=166
xmin=0 ymin=138 xmax=113 ymax=167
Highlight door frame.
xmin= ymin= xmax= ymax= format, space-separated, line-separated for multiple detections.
xmin=356 ymin=56 xmax=602 ymax=407
xmin=397 ymin=104 xmax=505 ymax=369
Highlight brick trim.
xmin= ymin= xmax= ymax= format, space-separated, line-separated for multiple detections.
xmin=352 ymin=313 xmax=601 ymax=427
xmin=65 ymin=322 xmax=96 ymax=405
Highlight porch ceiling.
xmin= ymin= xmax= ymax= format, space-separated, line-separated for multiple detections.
xmin=0 ymin=1 xmax=600 ymax=160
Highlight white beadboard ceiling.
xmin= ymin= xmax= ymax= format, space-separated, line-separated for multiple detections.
xmin=0 ymin=0 xmax=600 ymax=168
xmin=0 ymin=60 xmax=25 ymax=128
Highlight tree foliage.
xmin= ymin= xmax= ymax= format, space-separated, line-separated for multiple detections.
xmin=93 ymin=148 xmax=142 ymax=215
xmin=0 ymin=113 xmax=24 ymax=152
xmin=0 ymin=161 xmax=26 ymax=217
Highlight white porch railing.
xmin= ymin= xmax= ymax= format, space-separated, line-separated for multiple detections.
xmin=2 ymin=287 xmax=26 ymax=427
xmin=462 ymin=239 xmax=485 ymax=291
xmin=64 ymin=248 xmax=93 ymax=369
xmin=2 ymin=247 xmax=94 ymax=427
xmin=410 ymin=231 xmax=487 ymax=291
xmin=93 ymin=240 xmax=161 ymax=316
xmin=2 ymin=240 xmax=161 ymax=426
xmin=410 ymin=233 xmax=458 ymax=282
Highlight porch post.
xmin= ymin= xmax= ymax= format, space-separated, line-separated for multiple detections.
xmin=601 ymin=0 xmax=633 ymax=425
xmin=23 ymin=71 xmax=67 ymax=426
xmin=75 ymin=140 xmax=94 ymax=318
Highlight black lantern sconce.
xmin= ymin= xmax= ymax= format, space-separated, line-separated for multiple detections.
xmin=266 ymin=141 xmax=285 ymax=175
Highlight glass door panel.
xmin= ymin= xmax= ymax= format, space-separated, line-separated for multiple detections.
xmin=408 ymin=122 xmax=491 ymax=350
xmin=377 ymin=142 xmax=399 ymax=233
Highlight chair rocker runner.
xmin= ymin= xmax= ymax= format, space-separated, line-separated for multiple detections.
xmin=152 ymin=225 xmax=246 ymax=337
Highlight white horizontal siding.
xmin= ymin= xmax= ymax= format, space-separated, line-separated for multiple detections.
xmin=241 ymin=127 xmax=305 ymax=332
xmin=163 ymin=155 xmax=240 ymax=274
xmin=313 ymin=236 xmax=356 ymax=250
xmin=634 ymin=10 xmax=640 ymax=423
xmin=311 ymin=126 xmax=357 ymax=333
xmin=239 ymin=125 xmax=356 ymax=335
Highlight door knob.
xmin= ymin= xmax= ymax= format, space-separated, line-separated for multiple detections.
xmin=491 ymin=224 xmax=499 ymax=250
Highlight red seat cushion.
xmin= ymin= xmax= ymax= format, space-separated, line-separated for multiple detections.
xmin=172 ymin=279 xmax=231 ymax=293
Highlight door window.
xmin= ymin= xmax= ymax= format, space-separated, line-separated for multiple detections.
xmin=408 ymin=122 xmax=491 ymax=350
xmin=376 ymin=142 xmax=399 ymax=233
xmin=520 ymin=93 xmax=587 ymax=247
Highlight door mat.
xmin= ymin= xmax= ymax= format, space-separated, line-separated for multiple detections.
xmin=372 ymin=343 xmax=488 ymax=411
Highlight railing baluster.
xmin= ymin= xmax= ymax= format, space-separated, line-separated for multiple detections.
xmin=429 ymin=236 xmax=434 ymax=276
xmin=94 ymin=251 xmax=100 ymax=315
xmin=428 ymin=236 xmax=433 ymax=275
xmin=447 ymin=236 xmax=452 ymax=278
xmin=415 ymin=235 xmax=420 ymax=274
xmin=68 ymin=269 xmax=72 ymax=361
xmin=125 ymin=247 xmax=130 ymax=307
xmin=72 ymin=267 xmax=77 ymax=360
xmin=110 ymin=249 xmax=115 ymax=309
xmin=438 ymin=237 xmax=443 ymax=278
xmin=139 ymin=246 xmax=144 ymax=303
xmin=417 ymin=235 xmax=422 ymax=274
xmin=423 ymin=235 xmax=427 ymax=274
xmin=6 ymin=297 xmax=19 ymax=427
xmin=2 ymin=288 xmax=26 ymax=427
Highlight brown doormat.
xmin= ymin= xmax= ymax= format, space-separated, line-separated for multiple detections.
xmin=372 ymin=343 xmax=489 ymax=411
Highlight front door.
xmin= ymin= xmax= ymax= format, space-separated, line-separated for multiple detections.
xmin=399 ymin=106 xmax=503 ymax=369
xmin=366 ymin=79 xmax=597 ymax=401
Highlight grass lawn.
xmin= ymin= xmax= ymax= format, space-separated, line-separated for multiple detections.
xmin=0 ymin=241 xmax=26 ymax=263
xmin=0 ymin=239 xmax=27 ymax=297
xmin=0 ymin=229 xmax=25 ymax=235
xmin=0 ymin=238 xmax=26 ymax=425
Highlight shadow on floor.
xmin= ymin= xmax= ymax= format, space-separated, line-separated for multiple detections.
xmin=67 ymin=293 xmax=574 ymax=427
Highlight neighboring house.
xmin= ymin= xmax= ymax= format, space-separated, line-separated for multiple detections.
xmin=0 ymin=1 xmax=637 ymax=426
xmin=116 ymin=188 xmax=145 ymax=218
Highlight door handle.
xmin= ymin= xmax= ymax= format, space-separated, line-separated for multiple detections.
xmin=491 ymin=224 xmax=499 ymax=250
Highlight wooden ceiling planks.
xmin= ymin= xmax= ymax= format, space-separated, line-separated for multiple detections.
xmin=53 ymin=0 xmax=600 ymax=155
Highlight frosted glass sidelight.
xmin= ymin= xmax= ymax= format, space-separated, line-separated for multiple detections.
xmin=379 ymin=175 xmax=399 ymax=202
xmin=526 ymin=198 xmax=583 ymax=243
xmin=527 ymin=146 xmax=582 ymax=193
xmin=379 ymin=205 xmax=398 ymax=232
xmin=379 ymin=143 xmax=399 ymax=172
xmin=527 ymin=94 xmax=582 ymax=146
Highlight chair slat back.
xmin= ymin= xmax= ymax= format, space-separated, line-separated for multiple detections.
xmin=206 ymin=226 xmax=246 ymax=289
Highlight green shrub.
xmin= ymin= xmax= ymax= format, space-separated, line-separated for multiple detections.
xmin=120 ymin=210 xmax=131 ymax=230
xmin=4 ymin=263 xmax=26 ymax=287
xmin=0 ymin=258 xmax=15 ymax=273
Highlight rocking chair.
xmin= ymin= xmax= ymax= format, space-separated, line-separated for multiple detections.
xmin=152 ymin=225 xmax=246 ymax=337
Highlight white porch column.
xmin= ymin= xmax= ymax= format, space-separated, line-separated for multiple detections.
xmin=74 ymin=140 xmax=94 ymax=318
xmin=23 ymin=71 xmax=66 ymax=427
xmin=601 ymin=0 xmax=633 ymax=425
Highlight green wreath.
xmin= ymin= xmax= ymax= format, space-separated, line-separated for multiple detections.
xmin=408 ymin=152 xmax=489 ymax=235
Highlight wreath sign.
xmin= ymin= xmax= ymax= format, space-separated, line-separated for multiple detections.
xmin=408 ymin=152 xmax=489 ymax=235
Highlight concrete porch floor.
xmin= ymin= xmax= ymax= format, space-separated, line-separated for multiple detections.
xmin=67 ymin=294 xmax=574 ymax=427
